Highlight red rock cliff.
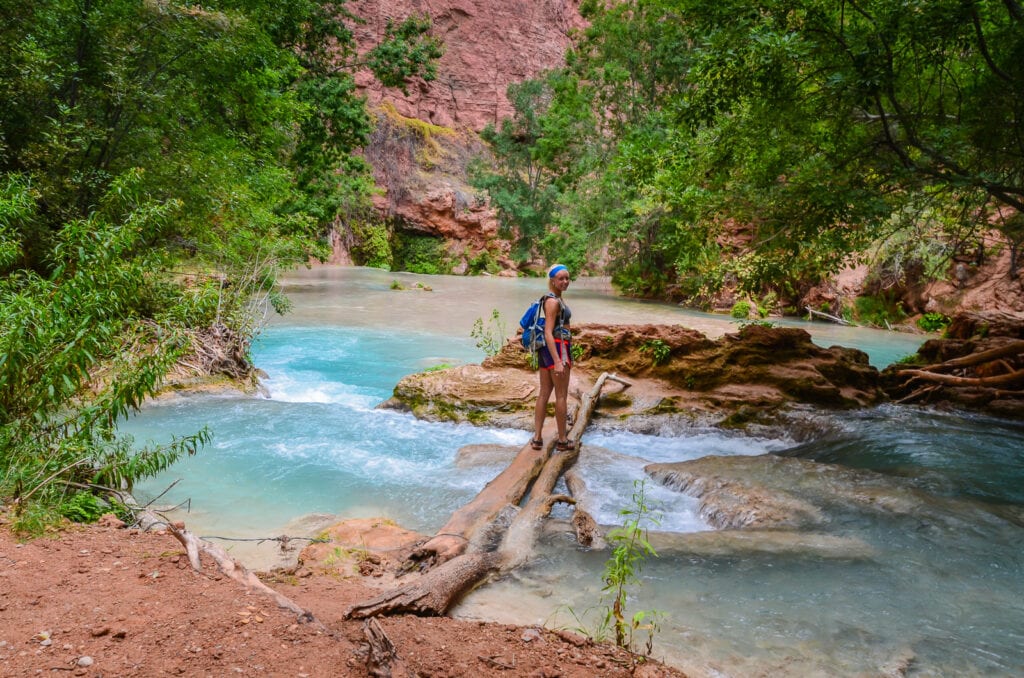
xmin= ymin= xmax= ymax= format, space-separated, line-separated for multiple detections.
xmin=349 ymin=0 xmax=584 ymax=132
xmin=334 ymin=1 xmax=583 ymax=273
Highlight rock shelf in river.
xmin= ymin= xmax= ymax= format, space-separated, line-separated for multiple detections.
xmin=380 ymin=322 xmax=885 ymax=431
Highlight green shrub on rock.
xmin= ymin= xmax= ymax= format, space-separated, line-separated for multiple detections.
xmin=730 ymin=301 xmax=752 ymax=319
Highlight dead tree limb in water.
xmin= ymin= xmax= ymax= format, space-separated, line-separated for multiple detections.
xmin=345 ymin=372 xmax=630 ymax=619
xmin=805 ymin=306 xmax=851 ymax=325
xmin=566 ymin=469 xmax=604 ymax=548
xmin=918 ymin=340 xmax=1024 ymax=372
xmin=901 ymin=367 xmax=1024 ymax=388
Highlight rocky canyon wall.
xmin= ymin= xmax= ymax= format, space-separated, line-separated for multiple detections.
xmin=349 ymin=0 xmax=584 ymax=132
xmin=334 ymin=1 xmax=584 ymax=273
xmin=339 ymin=2 xmax=1022 ymax=321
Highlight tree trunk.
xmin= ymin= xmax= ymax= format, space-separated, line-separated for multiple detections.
xmin=901 ymin=367 xmax=1024 ymax=387
xmin=345 ymin=372 xmax=630 ymax=619
xmin=919 ymin=340 xmax=1024 ymax=371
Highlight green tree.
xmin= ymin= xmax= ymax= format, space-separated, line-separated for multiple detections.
xmin=0 ymin=176 xmax=208 ymax=531
xmin=471 ymin=79 xmax=564 ymax=261
xmin=0 ymin=0 xmax=443 ymax=527
xmin=477 ymin=0 xmax=1024 ymax=301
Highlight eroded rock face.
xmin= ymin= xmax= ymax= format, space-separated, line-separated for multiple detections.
xmin=380 ymin=323 xmax=885 ymax=429
xmin=333 ymin=2 xmax=586 ymax=274
xmin=349 ymin=0 xmax=584 ymax=131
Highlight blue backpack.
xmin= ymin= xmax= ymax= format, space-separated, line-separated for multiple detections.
xmin=519 ymin=293 xmax=556 ymax=354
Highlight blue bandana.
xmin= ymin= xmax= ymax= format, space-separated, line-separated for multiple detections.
xmin=548 ymin=264 xmax=568 ymax=278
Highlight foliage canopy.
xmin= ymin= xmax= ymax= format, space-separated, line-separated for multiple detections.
xmin=0 ymin=0 xmax=441 ymax=529
xmin=475 ymin=0 xmax=1024 ymax=299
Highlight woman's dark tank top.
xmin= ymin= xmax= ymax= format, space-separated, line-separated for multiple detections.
xmin=544 ymin=293 xmax=571 ymax=338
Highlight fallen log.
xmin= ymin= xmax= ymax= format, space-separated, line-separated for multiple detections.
xmin=900 ymin=367 xmax=1024 ymax=388
xmin=805 ymin=306 xmax=851 ymax=325
xmin=400 ymin=408 xmax=574 ymax=573
xmin=919 ymin=340 xmax=1024 ymax=372
xmin=346 ymin=372 xmax=630 ymax=619
xmin=500 ymin=371 xmax=620 ymax=568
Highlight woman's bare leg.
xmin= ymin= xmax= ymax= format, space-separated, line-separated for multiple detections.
xmin=534 ymin=368 xmax=554 ymax=440
xmin=552 ymin=366 xmax=570 ymax=442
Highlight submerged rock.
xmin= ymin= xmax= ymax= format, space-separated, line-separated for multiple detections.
xmin=645 ymin=453 xmax=1015 ymax=532
xmin=454 ymin=443 xmax=520 ymax=468
xmin=644 ymin=529 xmax=877 ymax=560
xmin=646 ymin=457 xmax=826 ymax=529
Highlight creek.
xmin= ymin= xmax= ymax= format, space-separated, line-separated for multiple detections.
xmin=125 ymin=266 xmax=1024 ymax=677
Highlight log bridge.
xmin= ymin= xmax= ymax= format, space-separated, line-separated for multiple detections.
xmin=345 ymin=371 xmax=630 ymax=619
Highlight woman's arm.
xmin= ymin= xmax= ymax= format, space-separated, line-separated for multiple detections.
xmin=543 ymin=296 xmax=562 ymax=369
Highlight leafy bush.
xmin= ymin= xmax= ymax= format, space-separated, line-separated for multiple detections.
xmin=917 ymin=312 xmax=950 ymax=333
xmin=467 ymin=250 xmax=501 ymax=275
xmin=854 ymin=294 xmax=906 ymax=328
xmin=571 ymin=342 xmax=586 ymax=363
xmin=59 ymin=492 xmax=106 ymax=524
xmin=1 ymin=180 xmax=211 ymax=535
xmin=470 ymin=309 xmax=507 ymax=357
xmin=392 ymin=232 xmax=446 ymax=274
xmin=639 ymin=339 xmax=671 ymax=366
xmin=730 ymin=301 xmax=752 ymax=319
xmin=350 ymin=220 xmax=393 ymax=270
xmin=601 ymin=479 xmax=663 ymax=661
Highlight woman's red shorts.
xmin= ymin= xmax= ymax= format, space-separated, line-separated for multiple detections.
xmin=539 ymin=338 xmax=572 ymax=370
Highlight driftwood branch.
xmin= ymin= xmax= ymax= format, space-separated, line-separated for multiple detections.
xmin=919 ymin=340 xmax=1024 ymax=372
xmin=805 ymin=306 xmax=852 ymax=325
xmin=894 ymin=384 xmax=942 ymax=404
xmin=901 ymin=367 xmax=1024 ymax=387
xmin=113 ymin=490 xmax=324 ymax=630
xmin=363 ymin=618 xmax=411 ymax=678
xmin=566 ymin=470 xmax=604 ymax=549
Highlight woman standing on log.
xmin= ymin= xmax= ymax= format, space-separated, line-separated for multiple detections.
xmin=532 ymin=263 xmax=574 ymax=451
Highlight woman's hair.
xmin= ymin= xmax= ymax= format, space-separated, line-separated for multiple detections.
xmin=547 ymin=263 xmax=568 ymax=278
xmin=547 ymin=264 xmax=568 ymax=292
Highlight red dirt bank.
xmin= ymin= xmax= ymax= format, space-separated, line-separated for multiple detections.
xmin=0 ymin=519 xmax=685 ymax=678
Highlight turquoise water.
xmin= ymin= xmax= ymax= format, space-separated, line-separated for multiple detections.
xmin=124 ymin=267 xmax=1024 ymax=677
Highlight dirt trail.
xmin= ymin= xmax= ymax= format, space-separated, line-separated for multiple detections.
xmin=0 ymin=521 xmax=684 ymax=677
